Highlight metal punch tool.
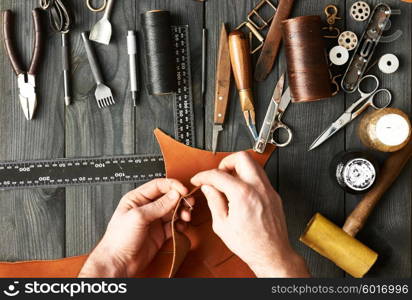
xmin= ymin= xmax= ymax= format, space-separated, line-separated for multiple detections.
xmin=2 ymin=9 xmax=45 ymax=120
xmin=254 ymin=73 xmax=293 ymax=153
xmin=309 ymin=75 xmax=392 ymax=151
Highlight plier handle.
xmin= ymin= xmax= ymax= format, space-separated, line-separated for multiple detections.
xmin=2 ymin=9 xmax=45 ymax=120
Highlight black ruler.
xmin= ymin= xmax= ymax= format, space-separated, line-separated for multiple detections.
xmin=172 ymin=25 xmax=196 ymax=147
xmin=0 ymin=155 xmax=165 ymax=190
xmin=0 ymin=26 xmax=195 ymax=190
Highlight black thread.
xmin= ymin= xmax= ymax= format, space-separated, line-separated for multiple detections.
xmin=141 ymin=10 xmax=177 ymax=96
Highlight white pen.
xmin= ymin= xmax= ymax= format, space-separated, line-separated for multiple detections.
xmin=127 ymin=30 xmax=139 ymax=106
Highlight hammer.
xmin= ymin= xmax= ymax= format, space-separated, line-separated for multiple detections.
xmin=300 ymin=141 xmax=412 ymax=277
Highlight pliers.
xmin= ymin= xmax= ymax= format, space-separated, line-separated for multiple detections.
xmin=2 ymin=9 xmax=45 ymax=120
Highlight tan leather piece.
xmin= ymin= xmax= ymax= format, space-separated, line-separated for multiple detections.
xmin=0 ymin=129 xmax=274 ymax=278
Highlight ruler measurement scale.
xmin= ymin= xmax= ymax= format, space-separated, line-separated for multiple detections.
xmin=0 ymin=26 xmax=195 ymax=190
xmin=0 ymin=155 xmax=165 ymax=189
xmin=172 ymin=25 xmax=196 ymax=147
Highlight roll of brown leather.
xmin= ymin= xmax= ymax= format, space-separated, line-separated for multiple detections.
xmin=282 ymin=16 xmax=332 ymax=103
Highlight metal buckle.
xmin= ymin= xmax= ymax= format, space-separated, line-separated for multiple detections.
xmin=247 ymin=0 xmax=277 ymax=31
xmin=322 ymin=4 xmax=342 ymax=39
xmin=236 ymin=0 xmax=278 ymax=54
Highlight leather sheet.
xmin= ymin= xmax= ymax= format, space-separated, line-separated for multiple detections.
xmin=0 ymin=129 xmax=274 ymax=277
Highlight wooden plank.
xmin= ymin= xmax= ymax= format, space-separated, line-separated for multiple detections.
xmin=277 ymin=0 xmax=347 ymax=277
xmin=0 ymin=0 xmax=65 ymax=260
xmin=344 ymin=0 xmax=411 ymax=277
xmin=65 ymin=0 xmax=137 ymax=256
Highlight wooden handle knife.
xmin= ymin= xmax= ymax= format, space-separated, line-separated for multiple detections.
xmin=214 ymin=24 xmax=231 ymax=125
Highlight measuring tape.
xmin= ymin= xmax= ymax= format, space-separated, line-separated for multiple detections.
xmin=172 ymin=25 xmax=195 ymax=147
xmin=0 ymin=26 xmax=194 ymax=190
xmin=0 ymin=155 xmax=165 ymax=190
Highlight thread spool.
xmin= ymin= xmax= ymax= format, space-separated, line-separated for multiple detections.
xmin=141 ymin=10 xmax=177 ymax=96
xmin=282 ymin=16 xmax=332 ymax=103
xmin=358 ymin=108 xmax=411 ymax=152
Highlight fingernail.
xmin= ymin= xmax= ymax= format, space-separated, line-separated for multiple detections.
xmin=167 ymin=190 xmax=180 ymax=201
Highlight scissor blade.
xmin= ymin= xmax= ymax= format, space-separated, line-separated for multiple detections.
xmin=309 ymin=113 xmax=352 ymax=151
xmin=271 ymin=73 xmax=285 ymax=103
xmin=278 ymin=87 xmax=292 ymax=112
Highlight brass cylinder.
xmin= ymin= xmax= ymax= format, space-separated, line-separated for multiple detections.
xmin=358 ymin=108 xmax=411 ymax=152
xmin=300 ymin=213 xmax=378 ymax=278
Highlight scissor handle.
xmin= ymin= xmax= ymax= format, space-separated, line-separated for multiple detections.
xmin=86 ymin=0 xmax=107 ymax=12
xmin=369 ymin=89 xmax=392 ymax=109
xmin=270 ymin=123 xmax=293 ymax=147
xmin=357 ymin=75 xmax=380 ymax=98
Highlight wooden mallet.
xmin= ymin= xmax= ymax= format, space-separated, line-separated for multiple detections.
xmin=300 ymin=141 xmax=412 ymax=277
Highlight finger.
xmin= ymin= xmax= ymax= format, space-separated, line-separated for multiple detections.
xmin=180 ymin=208 xmax=192 ymax=222
xmin=163 ymin=220 xmax=187 ymax=240
xmin=201 ymin=185 xmax=228 ymax=221
xmin=139 ymin=189 xmax=181 ymax=222
xmin=218 ymin=151 xmax=271 ymax=186
xmin=119 ymin=178 xmax=188 ymax=210
xmin=191 ymin=169 xmax=246 ymax=200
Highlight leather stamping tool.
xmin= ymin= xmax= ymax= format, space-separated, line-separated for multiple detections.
xmin=301 ymin=141 xmax=412 ymax=277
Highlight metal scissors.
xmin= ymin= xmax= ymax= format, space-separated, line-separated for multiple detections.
xmin=86 ymin=0 xmax=107 ymax=12
xmin=309 ymin=75 xmax=392 ymax=151
xmin=254 ymin=73 xmax=293 ymax=153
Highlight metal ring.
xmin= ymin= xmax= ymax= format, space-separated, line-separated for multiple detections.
xmin=86 ymin=0 xmax=107 ymax=12
xmin=357 ymin=75 xmax=379 ymax=97
xmin=370 ymin=89 xmax=392 ymax=109
xmin=271 ymin=125 xmax=293 ymax=148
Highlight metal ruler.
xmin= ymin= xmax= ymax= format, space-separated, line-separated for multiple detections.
xmin=0 ymin=26 xmax=195 ymax=190
xmin=172 ymin=25 xmax=196 ymax=147
xmin=0 ymin=155 xmax=165 ymax=190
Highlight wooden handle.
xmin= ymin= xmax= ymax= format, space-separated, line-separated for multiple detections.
xmin=228 ymin=30 xmax=252 ymax=91
xmin=214 ymin=24 xmax=231 ymax=125
xmin=343 ymin=141 xmax=412 ymax=236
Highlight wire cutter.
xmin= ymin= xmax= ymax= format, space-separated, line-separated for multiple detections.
xmin=2 ymin=9 xmax=45 ymax=120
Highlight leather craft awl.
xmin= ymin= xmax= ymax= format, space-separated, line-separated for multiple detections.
xmin=0 ymin=129 xmax=275 ymax=278
xmin=228 ymin=30 xmax=258 ymax=142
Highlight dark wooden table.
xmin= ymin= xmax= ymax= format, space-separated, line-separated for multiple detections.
xmin=0 ymin=0 xmax=410 ymax=277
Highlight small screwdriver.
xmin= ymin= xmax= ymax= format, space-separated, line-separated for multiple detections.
xmin=127 ymin=30 xmax=139 ymax=106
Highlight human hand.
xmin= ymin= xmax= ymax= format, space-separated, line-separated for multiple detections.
xmin=78 ymin=178 xmax=193 ymax=278
xmin=191 ymin=152 xmax=310 ymax=278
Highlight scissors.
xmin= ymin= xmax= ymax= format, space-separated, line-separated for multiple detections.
xmin=86 ymin=0 xmax=107 ymax=12
xmin=254 ymin=73 xmax=293 ymax=153
xmin=309 ymin=75 xmax=392 ymax=151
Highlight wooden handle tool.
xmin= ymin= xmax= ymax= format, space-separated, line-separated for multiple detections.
xmin=300 ymin=141 xmax=412 ymax=277
xmin=343 ymin=141 xmax=412 ymax=236
xmin=228 ymin=30 xmax=258 ymax=140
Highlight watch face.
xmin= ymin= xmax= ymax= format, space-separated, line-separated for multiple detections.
xmin=343 ymin=158 xmax=376 ymax=191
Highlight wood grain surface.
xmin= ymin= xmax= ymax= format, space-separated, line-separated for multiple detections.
xmin=0 ymin=0 xmax=410 ymax=277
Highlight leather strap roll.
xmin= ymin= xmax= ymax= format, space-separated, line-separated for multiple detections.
xmin=282 ymin=16 xmax=332 ymax=103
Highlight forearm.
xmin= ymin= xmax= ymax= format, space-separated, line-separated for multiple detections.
xmin=78 ymin=246 xmax=126 ymax=278
xmin=251 ymin=252 xmax=311 ymax=278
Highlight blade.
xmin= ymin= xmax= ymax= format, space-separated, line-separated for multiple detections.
xmin=213 ymin=24 xmax=231 ymax=125
xmin=212 ymin=124 xmax=223 ymax=153
xmin=309 ymin=113 xmax=352 ymax=151
xmin=271 ymin=73 xmax=285 ymax=104
xmin=278 ymin=87 xmax=292 ymax=112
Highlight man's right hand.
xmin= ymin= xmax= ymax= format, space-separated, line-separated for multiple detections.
xmin=191 ymin=151 xmax=310 ymax=278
